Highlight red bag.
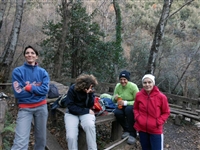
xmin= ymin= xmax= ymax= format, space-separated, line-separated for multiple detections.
xmin=93 ymin=97 xmax=102 ymax=111
xmin=92 ymin=96 xmax=107 ymax=116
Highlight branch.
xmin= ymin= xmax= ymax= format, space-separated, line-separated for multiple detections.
xmin=169 ymin=0 xmax=194 ymax=19
xmin=172 ymin=44 xmax=200 ymax=92
xmin=104 ymin=136 xmax=128 ymax=150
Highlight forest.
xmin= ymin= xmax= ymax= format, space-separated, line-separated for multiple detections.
xmin=0 ymin=0 xmax=200 ymax=98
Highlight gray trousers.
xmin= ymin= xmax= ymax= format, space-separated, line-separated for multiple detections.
xmin=11 ymin=104 xmax=48 ymax=150
xmin=64 ymin=113 xmax=97 ymax=150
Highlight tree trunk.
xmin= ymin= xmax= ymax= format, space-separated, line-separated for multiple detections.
xmin=0 ymin=0 xmax=25 ymax=83
xmin=53 ymin=0 xmax=71 ymax=79
xmin=0 ymin=0 xmax=8 ymax=31
xmin=113 ymin=0 xmax=122 ymax=49
xmin=113 ymin=0 xmax=122 ymax=81
xmin=145 ymin=0 xmax=173 ymax=74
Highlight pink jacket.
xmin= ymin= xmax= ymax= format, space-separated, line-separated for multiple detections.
xmin=134 ymin=86 xmax=170 ymax=134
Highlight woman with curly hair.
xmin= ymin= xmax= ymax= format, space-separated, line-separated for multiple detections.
xmin=64 ymin=74 xmax=98 ymax=150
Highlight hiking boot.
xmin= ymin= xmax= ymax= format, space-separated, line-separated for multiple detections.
xmin=127 ymin=136 xmax=136 ymax=145
xmin=121 ymin=132 xmax=130 ymax=139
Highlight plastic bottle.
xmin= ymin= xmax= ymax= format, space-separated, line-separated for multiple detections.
xmin=117 ymin=97 xmax=123 ymax=109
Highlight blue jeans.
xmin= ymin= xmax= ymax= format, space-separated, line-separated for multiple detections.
xmin=11 ymin=104 xmax=48 ymax=150
xmin=64 ymin=112 xmax=97 ymax=150
xmin=139 ymin=131 xmax=163 ymax=150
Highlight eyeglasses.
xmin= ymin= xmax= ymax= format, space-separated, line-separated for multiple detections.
xmin=143 ymin=81 xmax=152 ymax=84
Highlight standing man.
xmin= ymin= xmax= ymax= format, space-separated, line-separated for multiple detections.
xmin=11 ymin=45 xmax=50 ymax=150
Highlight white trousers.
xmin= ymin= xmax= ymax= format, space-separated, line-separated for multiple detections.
xmin=64 ymin=113 xmax=97 ymax=150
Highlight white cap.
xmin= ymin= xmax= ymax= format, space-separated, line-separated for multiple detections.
xmin=142 ymin=74 xmax=155 ymax=85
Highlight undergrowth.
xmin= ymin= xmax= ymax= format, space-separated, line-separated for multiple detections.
xmin=2 ymin=111 xmax=15 ymax=150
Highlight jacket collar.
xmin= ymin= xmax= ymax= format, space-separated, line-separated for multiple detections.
xmin=141 ymin=86 xmax=160 ymax=96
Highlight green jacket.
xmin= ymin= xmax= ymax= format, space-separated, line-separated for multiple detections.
xmin=112 ymin=82 xmax=139 ymax=105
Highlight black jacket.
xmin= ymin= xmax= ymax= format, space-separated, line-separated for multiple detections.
xmin=66 ymin=84 xmax=94 ymax=115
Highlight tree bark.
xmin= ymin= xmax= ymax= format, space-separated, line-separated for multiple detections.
xmin=145 ymin=0 xmax=173 ymax=74
xmin=113 ymin=0 xmax=122 ymax=81
xmin=53 ymin=0 xmax=71 ymax=79
xmin=0 ymin=0 xmax=25 ymax=83
xmin=0 ymin=0 xmax=8 ymax=31
xmin=113 ymin=0 xmax=122 ymax=48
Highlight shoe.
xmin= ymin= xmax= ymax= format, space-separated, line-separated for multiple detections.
xmin=121 ymin=132 xmax=130 ymax=139
xmin=127 ymin=136 xmax=136 ymax=145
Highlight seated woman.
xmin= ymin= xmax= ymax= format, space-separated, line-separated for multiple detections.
xmin=64 ymin=74 xmax=98 ymax=150
xmin=112 ymin=70 xmax=139 ymax=145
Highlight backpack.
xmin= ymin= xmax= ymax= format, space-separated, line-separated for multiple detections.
xmin=51 ymin=94 xmax=68 ymax=110
xmin=50 ymin=94 xmax=68 ymax=118
xmin=48 ymin=83 xmax=60 ymax=99
xmin=101 ymin=97 xmax=117 ymax=112
xmin=92 ymin=97 xmax=107 ymax=116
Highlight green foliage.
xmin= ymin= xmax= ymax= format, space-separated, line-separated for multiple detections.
xmin=129 ymin=31 xmax=150 ymax=85
xmin=2 ymin=124 xmax=15 ymax=133
xmin=39 ymin=0 xmax=200 ymax=93
xmin=2 ymin=112 xmax=16 ymax=150
xmin=180 ymin=8 xmax=191 ymax=21
xmin=41 ymin=1 xmax=125 ymax=81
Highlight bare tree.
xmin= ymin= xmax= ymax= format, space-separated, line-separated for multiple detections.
xmin=172 ymin=45 xmax=200 ymax=93
xmin=146 ymin=0 xmax=195 ymax=75
xmin=146 ymin=0 xmax=173 ymax=74
xmin=0 ymin=0 xmax=25 ymax=83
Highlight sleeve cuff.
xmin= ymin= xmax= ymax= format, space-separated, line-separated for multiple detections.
xmin=25 ymin=84 xmax=32 ymax=92
xmin=124 ymin=100 xmax=128 ymax=106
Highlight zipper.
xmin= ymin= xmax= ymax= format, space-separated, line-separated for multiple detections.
xmin=146 ymin=94 xmax=150 ymax=132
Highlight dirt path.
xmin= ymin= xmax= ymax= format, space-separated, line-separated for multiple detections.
xmin=47 ymin=113 xmax=200 ymax=150
xmin=163 ymin=117 xmax=200 ymax=150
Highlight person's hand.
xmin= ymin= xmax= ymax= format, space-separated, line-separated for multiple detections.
xmin=85 ymin=85 xmax=94 ymax=93
xmin=117 ymin=100 xmax=124 ymax=106
xmin=89 ymin=109 xmax=95 ymax=115
xmin=24 ymin=83 xmax=31 ymax=91
xmin=114 ymin=94 xmax=119 ymax=100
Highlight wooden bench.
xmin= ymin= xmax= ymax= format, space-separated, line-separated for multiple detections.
xmin=46 ymin=81 xmax=122 ymax=149
xmin=54 ymin=107 xmax=122 ymax=149
xmin=165 ymin=93 xmax=200 ymax=125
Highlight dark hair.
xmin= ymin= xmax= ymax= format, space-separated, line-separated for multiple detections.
xmin=24 ymin=45 xmax=39 ymax=56
xmin=75 ymin=74 xmax=98 ymax=91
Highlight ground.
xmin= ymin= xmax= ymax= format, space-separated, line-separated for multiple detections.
xmin=2 ymin=91 xmax=200 ymax=150
xmin=48 ymin=114 xmax=200 ymax=150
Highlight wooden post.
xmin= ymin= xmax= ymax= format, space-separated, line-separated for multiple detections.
xmin=174 ymin=114 xmax=183 ymax=125
xmin=0 ymin=100 xmax=8 ymax=149
xmin=78 ymin=127 xmax=87 ymax=150
xmin=110 ymin=121 xmax=122 ymax=141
